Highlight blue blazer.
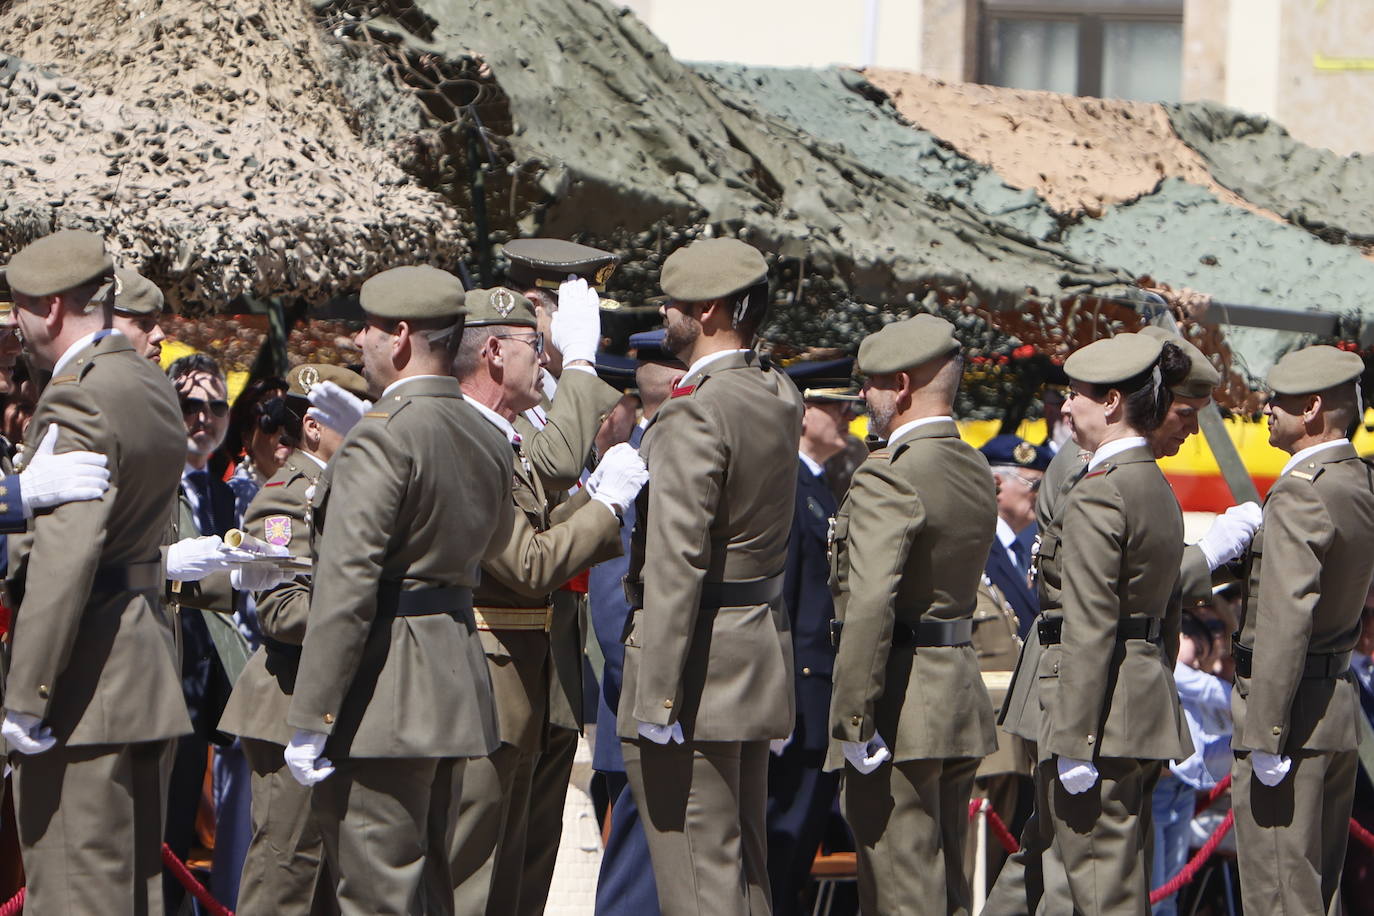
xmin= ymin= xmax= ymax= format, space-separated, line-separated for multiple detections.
xmin=783 ymin=460 xmax=838 ymax=752
xmin=984 ymin=523 xmax=1039 ymax=638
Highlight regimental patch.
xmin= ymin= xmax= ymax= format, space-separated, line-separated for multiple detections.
xmin=670 ymin=384 xmax=696 ymax=399
xmin=264 ymin=515 xmax=292 ymax=547
xmin=297 ymin=366 xmax=320 ymax=393
xmin=491 ymin=288 xmax=516 ymax=318
xmin=1013 ymin=441 xmax=1037 ymax=465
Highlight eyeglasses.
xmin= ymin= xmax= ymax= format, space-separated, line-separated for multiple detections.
xmin=180 ymin=397 xmax=229 ymax=418
xmin=1007 ymin=472 xmax=1042 ymax=492
xmin=494 ymin=331 xmax=545 ymax=356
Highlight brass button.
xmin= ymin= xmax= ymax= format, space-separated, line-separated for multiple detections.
xmin=1086 ymin=735 xmax=1095 ymax=745
xmin=663 ymin=699 xmax=673 ymax=709
xmin=851 ymin=715 xmax=861 ymax=726
xmin=0 ymin=503 xmax=9 ymax=514
xmin=323 ymin=713 xmax=335 ymax=725
xmin=37 ymin=684 xmax=50 ymax=699
xmin=1272 ymin=726 xmax=1282 ymax=736
xmin=0 ymin=485 xmax=8 ymax=497
xmin=801 ymin=667 xmax=812 ymax=677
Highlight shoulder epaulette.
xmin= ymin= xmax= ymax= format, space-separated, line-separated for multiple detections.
xmin=264 ymin=480 xmax=286 ymax=488
xmin=363 ymin=410 xmax=390 ymax=419
xmin=50 ymin=375 xmax=79 ymax=385
xmin=1289 ymin=464 xmax=1325 ymax=482
xmin=1084 ymin=463 xmax=1115 ymax=478
xmin=670 ymin=384 xmax=696 ymax=399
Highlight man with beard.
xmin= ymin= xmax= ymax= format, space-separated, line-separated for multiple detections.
xmin=111 ymin=267 xmax=167 ymax=363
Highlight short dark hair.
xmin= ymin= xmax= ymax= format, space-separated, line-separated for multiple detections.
xmin=166 ymin=352 xmax=224 ymax=386
xmin=1080 ymin=341 xmax=1190 ymax=433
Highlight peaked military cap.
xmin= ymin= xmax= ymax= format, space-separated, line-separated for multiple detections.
xmin=980 ymin=434 xmax=1052 ymax=472
xmin=857 ymin=313 xmax=960 ymax=375
xmin=113 ymin=268 xmax=165 ymax=316
xmin=628 ymin=329 xmax=684 ymax=366
xmin=785 ymin=357 xmax=861 ymax=402
xmin=1064 ymin=333 xmax=1163 ymax=385
xmin=6 ymin=229 xmax=115 ymax=298
xmin=505 ymin=239 xmax=620 ymax=291
xmin=660 ymin=238 xmax=768 ymax=302
xmin=463 ymin=287 xmax=537 ymax=328
xmin=287 ymin=363 xmax=371 ymax=402
xmin=1138 ymin=326 xmax=1219 ymax=399
xmin=595 ymin=352 xmax=639 ymax=392
xmin=359 ymin=265 xmax=466 ymax=322
xmin=1267 ymin=345 xmax=1365 ymax=395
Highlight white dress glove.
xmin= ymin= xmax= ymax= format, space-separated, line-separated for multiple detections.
xmin=1251 ymin=751 xmax=1292 ymax=787
xmin=1197 ymin=502 xmax=1263 ymax=570
xmin=551 ymin=277 xmax=602 ymax=366
xmin=637 ymin=721 xmax=685 ymax=745
xmin=284 ymin=728 xmax=336 ymax=786
xmin=166 ymin=536 xmax=259 ymax=582
xmin=231 ymin=562 xmax=292 ymax=592
xmin=587 ymin=443 xmax=649 ymax=517
xmin=770 ymin=733 xmax=794 ymax=756
xmin=1057 ymin=756 xmax=1100 ymax=794
xmin=306 ymin=380 xmax=372 ymax=436
xmin=18 ymin=423 xmax=110 ymax=518
xmin=841 ymin=734 xmax=891 ymax=774
xmin=2 ymin=711 xmax=56 ymax=755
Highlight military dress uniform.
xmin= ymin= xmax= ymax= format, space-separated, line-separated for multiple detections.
xmin=1231 ymin=346 xmax=1374 ymax=916
xmin=618 ymin=239 xmax=803 ymax=916
xmin=3 ymin=231 xmax=189 ymax=915
xmin=286 ymin=268 xmax=513 ymax=915
xmin=826 ymin=315 xmax=999 ymax=916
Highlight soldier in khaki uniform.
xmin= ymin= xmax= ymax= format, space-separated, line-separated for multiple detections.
xmin=1232 ymin=345 xmax=1374 ymax=915
xmin=826 ymin=314 xmax=999 ymax=916
xmin=449 ymin=287 xmax=639 ymax=913
xmin=1 ymin=230 xmax=189 ymax=915
xmin=283 ymin=266 xmax=515 ymax=916
xmin=110 ymin=267 xmax=167 ymax=363
xmin=219 ymin=363 xmax=370 ymax=916
xmin=617 ymin=238 xmax=803 ymax=916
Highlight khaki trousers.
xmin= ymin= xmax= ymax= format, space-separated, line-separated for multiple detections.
xmin=1234 ymin=749 xmax=1356 ymax=916
xmin=843 ymin=756 xmax=979 ymax=916
xmin=459 ymin=742 xmax=534 ymax=915
xmin=13 ymin=740 xmax=171 ymax=916
xmin=513 ymin=724 xmax=579 ymax=916
xmin=980 ymin=741 xmax=1072 ymax=916
xmin=237 ymin=738 xmax=338 ymax=916
xmin=312 ymin=756 xmax=464 ymax=916
xmin=623 ymin=737 xmax=771 ymax=916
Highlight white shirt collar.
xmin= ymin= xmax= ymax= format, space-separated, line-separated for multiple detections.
xmin=467 ymin=397 xmax=520 ymax=445
xmin=995 ymin=516 xmax=1017 ymax=548
xmin=380 ymin=374 xmax=448 ymax=398
xmin=798 ymin=451 xmax=825 ymax=477
xmin=182 ymin=463 xmax=209 ymax=481
xmin=299 ymin=451 xmax=328 ymax=471
xmin=637 ymin=416 xmax=651 ymax=430
xmin=53 ymin=328 xmax=120 ymax=376
xmin=682 ymin=348 xmax=751 ymax=386
xmin=1280 ymin=439 xmax=1348 ymax=477
xmin=886 ymin=415 xmax=953 ymax=449
xmin=1088 ymin=436 xmax=1149 ymax=470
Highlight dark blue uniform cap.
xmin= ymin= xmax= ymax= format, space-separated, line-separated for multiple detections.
xmin=979 ymin=434 xmax=1053 ymax=472
xmin=784 ymin=357 xmax=860 ymax=402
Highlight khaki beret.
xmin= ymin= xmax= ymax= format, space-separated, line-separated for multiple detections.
xmin=661 ymin=238 xmax=767 ymax=302
xmin=1064 ymin=333 xmax=1163 ymax=386
xmin=113 ymin=268 xmax=165 ymax=316
xmin=857 ymin=314 xmax=960 ymax=375
xmin=505 ymin=239 xmax=619 ymax=291
xmin=6 ymin=229 xmax=114 ymax=298
xmin=1267 ymin=345 xmax=1364 ymax=396
xmin=359 ymin=266 xmax=466 ymax=322
xmin=1138 ymin=326 xmax=1219 ymax=399
xmin=287 ymin=363 xmax=370 ymax=401
xmin=464 ymin=287 xmax=537 ymax=329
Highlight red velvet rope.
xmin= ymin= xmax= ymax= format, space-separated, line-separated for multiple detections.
xmin=159 ymin=843 xmax=234 ymax=916
xmin=0 ymin=888 xmax=22 ymax=916
xmin=1149 ymin=810 xmax=1234 ymax=905
xmin=1351 ymin=816 xmax=1374 ymax=853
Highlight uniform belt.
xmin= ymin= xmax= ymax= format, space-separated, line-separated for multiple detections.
xmin=381 ymin=585 xmax=474 ymax=618
xmin=473 ymin=606 xmax=552 ymax=632
xmin=91 ymin=560 xmax=163 ymax=593
xmin=1232 ymin=641 xmax=1350 ymax=680
xmin=829 ymin=617 xmax=973 ymax=648
xmin=1037 ymin=615 xmax=1160 ymax=645
xmin=622 ymin=573 xmax=784 ymax=610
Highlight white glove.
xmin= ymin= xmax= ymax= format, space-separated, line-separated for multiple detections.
xmin=1251 ymin=751 xmax=1292 ymax=787
xmin=18 ymin=423 xmax=110 ymax=518
xmin=770 ymin=733 xmax=793 ymax=756
xmin=284 ymin=728 xmax=335 ymax=786
xmin=841 ymin=734 xmax=890 ymax=774
xmin=1 ymin=711 xmax=56 ymax=755
xmin=636 ymin=721 xmax=685 ymax=745
xmin=1197 ymin=501 xmax=1262 ymax=570
xmin=587 ymin=443 xmax=648 ymax=516
xmin=231 ymin=562 xmax=292 ymax=592
xmin=550 ymin=277 xmax=602 ymax=366
xmin=1057 ymin=756 xmax=1100 ymax=794
xmin=306 ymin=380 xmax=371 ymax=436
xmin=166 ymin=536 xmax=259 ymax=582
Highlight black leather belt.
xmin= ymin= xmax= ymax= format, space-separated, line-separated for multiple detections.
xmin=262 ymin=635 xmax=302 ymax=663
xmin=1232 ymin=641 xmax=1350 ymax=680
xmin=622 ymin=573 xmax=784 ymax=610
xmin=383 ymin=585 xmax=474 ymax=618
xmin=91 ymin=560 xmax=163 ymax=593
xmin=1037 ymin=615 xmax=1160 ymax=645
xmin=829 ymin=617 xmax=973 ymax=648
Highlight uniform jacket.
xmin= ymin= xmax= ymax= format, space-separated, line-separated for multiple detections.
xmin=219 ymin=452 xmax=323 ymax=746
xmin=618 ymin=350 xmax=803 ymax=741
xmin=984 ymin=525 xmax=1039 ymax=638
xmin=286 ymin=376 xmax=513 ymax=759
xmin=1234 ymin=441 xmax=1374 ymax=755
xmin=786 ymin=460 xmax=840 ymax=753
xmin=5 ymin=333 xmax=190 ymax=745
xmin=1038 ymin=444 xmax=1191 ymax=762
xmin=826 ymin=420 xmax=999 ymax=767
xmin=972 ymin=575 xmax=1032 ymax=777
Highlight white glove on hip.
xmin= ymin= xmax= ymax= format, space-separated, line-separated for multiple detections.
xmin=167 ymin=536 xmax=259 ymax=582
xmin=231 ymin=562 xmax=292 ymax=592
xmin=306 ymin=380 xmax=372 ymax=436
xmin=551 ymin=277 xmax=602 ymax=366
xmin=1057 ymin=756 xmax=1100 ymax=794
xmin=637 ymin=721 xmax=685 ymax=745
xmin=18 ymin=423 xmax=110 ymax=518
xmin=770 ymin=733 xmax=794 ymax=756
xmin=1197 ymin=501 xmax=1262 ymax=570
xmin=284 ymin=728 xmax=336 ymax=786
xmin=2 ymin=711 xmax=56 ymax=755
xmin=588 ymin=443 xmax=648 ymax=517
xmin=841 ymin=734 xmax=890 ymax=774
xmin=1251 ymin=751 xmax=1292 ymax=787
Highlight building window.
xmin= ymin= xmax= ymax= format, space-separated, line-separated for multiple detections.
xmin=980 ymin=1 xmax=1183 ymax=102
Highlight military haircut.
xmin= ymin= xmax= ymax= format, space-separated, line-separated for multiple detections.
xmin=1079 ymin=341 xmax=1189 ymax=434
xmin=167 ymin=351 xmax=224 ymax=386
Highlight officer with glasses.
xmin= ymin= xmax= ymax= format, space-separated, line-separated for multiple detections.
xmin=978 ymin=435 xmax=1052 ymax=639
